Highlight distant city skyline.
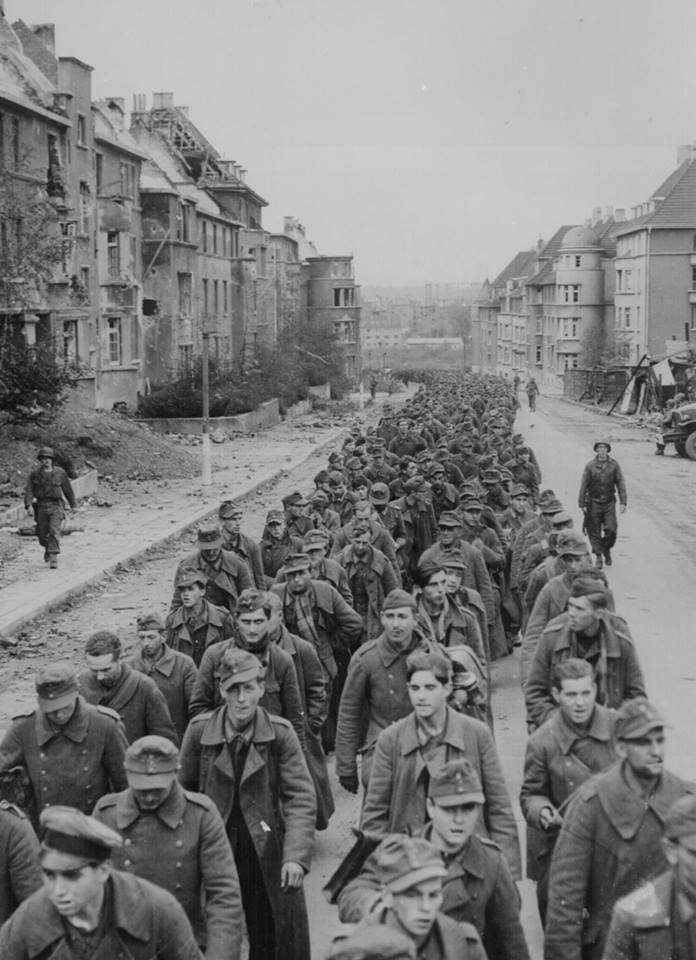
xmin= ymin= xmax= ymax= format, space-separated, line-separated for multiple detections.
xmin=8 ymin=0 xmax=696 ymax=286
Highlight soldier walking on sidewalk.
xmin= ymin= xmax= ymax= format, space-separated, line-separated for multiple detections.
xmin=578 ymin=440 xmax=627 ymax=569
xmin=24 ymin=446 xmax=75 ymax=569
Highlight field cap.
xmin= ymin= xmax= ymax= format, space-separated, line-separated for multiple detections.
xmin=615 ymin=698 xmax=667 ymax=741
xmin=176 ymin=567 xmax=207 ymax=588
xmin=40 ymin=806 xmax=122 ymax=863
xmin=197 ymin=524 xmax=222 ymax=549
xmin=438 ymin=511 xmax=461 ymax=528
xmin=283 ymin=552 xmax=312 ymax=573
xmin=428 ymin=760 xmax=485 ymax=806
xmin=382 ymin=588 xmax=417 ymax=612
xmin=540 ymin=498 xmax=564 ymax=515
xmin=326 ymin=927 xmax=416 ymax=960
xmin=329 ymin=470 xmax=345 ymax=486
xmin=36 ymin=663 xmax=78 ymax=712
xmin=370 ymin=482 xmax=390 ymax=504
xmin=510 ymin=484 xmax=530 ymax=498
xmin=218 ymin=501 xmax=243 ymax=519
xmin=404 ymin=476 xmax=426 ymax=493
xmin=236 ymin=588 xmax=266 ymax=614
xmin=37 ymin=446 xmax=55 ymax=460
xmin=665 ymin=795 xmax=696 ymax=851
xmin=218 ymin=648 xmax=264 ymax=691
xmin=303 ymin=530 xmax=330 ymax=549
xmin=137 ymin=612 xmax=165 ymax=631
xmin=461 ymin=498 xmax=483 ymax=511
xmin=556 ymin=531 xmax=589 ymax=558
xmin=439 ymin=550 xmax=467 ymax=571
xmin=310 ymin=489 xmax=329 ymax=504
xmin=124 ymin=735 xmax=179 ymax=789
xmin=283 ymin=491 xmax=307 ymax=508
xmin=550 ymin=511 xmax=573 ymax=527
xmin=266 ymin=509 xmax=284 ymax=523
xmin=372 ymin=835 xmax=447 ymax=893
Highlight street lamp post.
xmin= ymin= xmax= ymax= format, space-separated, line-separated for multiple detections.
xmin=201 ymin=330 xmax=212 ymax=486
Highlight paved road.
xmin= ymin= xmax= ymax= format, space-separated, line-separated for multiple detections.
xmin=1 ymin=392 xmax=695 ymax=959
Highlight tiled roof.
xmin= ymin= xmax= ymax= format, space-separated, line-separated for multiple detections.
xmin=491 ymin=248 xmax=537 ymax=288
xmin=616 ymin=158 xmax=696 ymax=234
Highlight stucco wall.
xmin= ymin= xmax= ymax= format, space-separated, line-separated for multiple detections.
xmin=140 ymin=398 xmax=280 ymax=435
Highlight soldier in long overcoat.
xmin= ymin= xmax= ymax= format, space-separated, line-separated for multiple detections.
xmin=93 ymin=736 xmax=242 ymax=960
xmin=0 ymin=801 xmax=42 ymax=924
xmin=179 ymin=649 xmax=316 ymax=960
xmin=0 ymin=664 xmax=127 ymax=826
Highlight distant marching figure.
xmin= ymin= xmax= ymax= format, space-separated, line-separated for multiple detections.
xmin=578 ymin=440 xmax=627 ymax=569
xmin=24 ymin=446 xmax=75 ymax=570
xmin=525 ymin=378 xmax=539 ymax=411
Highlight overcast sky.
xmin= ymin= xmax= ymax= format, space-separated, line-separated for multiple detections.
xmin=8 ymin=0 xmax=696 ymax=286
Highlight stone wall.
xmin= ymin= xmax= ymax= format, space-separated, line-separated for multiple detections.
xmin=140 ymin=398 xmax=280 ymax=436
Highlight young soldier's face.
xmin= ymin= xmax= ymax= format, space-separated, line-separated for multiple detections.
xmin=408 ymin=670 xmax=450 ymax=719
xmin=386 ymin=877 xmax=443 ymax=938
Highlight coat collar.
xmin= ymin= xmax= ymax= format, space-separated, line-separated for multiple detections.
xmin=400 ymin=707 xmax=461 ymax=756
xmin=551 ymin=704 xmax=614 ymax=754
xmin=35 ymin=695 xmax=90 ymax=746
xmin=20 ymin=871 xmax=153 ymax=955
xmin=113 ymin=781 xmax=186 ymax=831
xmin=129 ymin=645 xmax=177 ymax=678
xmin=422 ymin=824 xmax=486 ymax=880
xmin=199 ymin=705 xmax=276 ymax=748
xmin=375 ymin=629 xmax=426 ymax=667
xmin=551 ymin=612 xmax=622 ymax=657
xmin=596 ymin=763 xmax=688 ymax=839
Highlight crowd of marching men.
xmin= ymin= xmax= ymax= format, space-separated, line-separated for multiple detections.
xmin=0 ymin=370 xmax=693 ymax=960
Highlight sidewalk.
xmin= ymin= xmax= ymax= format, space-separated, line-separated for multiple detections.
xmin=0 ymin=390 xmax=411 ymax=639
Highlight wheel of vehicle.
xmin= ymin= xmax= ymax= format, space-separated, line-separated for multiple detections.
xmin=675 ymin=441 xmax=687 ymax=457
xmin=684 ymin=432 xmax=696 ymax=460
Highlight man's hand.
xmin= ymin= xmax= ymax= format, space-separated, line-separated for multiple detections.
xmin=539 ymin=806 xmax=563 ymax=831
xmin=339 ymin=774 xmax=359 ymax=794
xmin=281 ymin=861 xmax=305 ymax=890
xmin=619 ymin=504 xmax=627 ymax=514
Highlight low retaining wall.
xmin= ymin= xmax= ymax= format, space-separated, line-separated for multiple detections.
xmin=138 ymin=398 xmax=280 ymax=436
xmin=0 ymin=469 xmax=99 ymax=527
xmin=308 ymin=382 xmax=331 ymax=400
xmin=285 ymin=398 xmax=313 ymax=418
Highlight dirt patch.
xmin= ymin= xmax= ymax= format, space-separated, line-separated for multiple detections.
xmin=0 ymin=409 xmax=200 ymax=506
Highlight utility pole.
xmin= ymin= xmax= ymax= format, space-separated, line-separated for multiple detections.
xmin=201 ymin=330 xmax=212 ymax=485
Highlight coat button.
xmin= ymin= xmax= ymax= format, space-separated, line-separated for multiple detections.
xmin=176 ymin=862 xmax=182 ymax=868
xmin=124 ymin=859 xmax=132 ymax=867
xmin=40 ymin=753 xmax=46 ymax=759
xmin=175 ymin=883 xmax=182 ymax=890
xmin=41 ymin=770 xmax=47 ymax=775
xmin=176 ymin=840 xmax=183 ymax=847
xmin=124 ymin=839 xmax=131 ymax=846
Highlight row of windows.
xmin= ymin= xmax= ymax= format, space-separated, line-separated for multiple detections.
xmin=178 ymin=336 xmax=231 ymax=372
xmin=200 ymin=220 xmax=239 ymax=258
xmin=178 ymin=273 xmax=231 ymax=318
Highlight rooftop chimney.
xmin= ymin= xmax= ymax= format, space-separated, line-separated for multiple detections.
xmin=677 ymin=144 xmax=693 ymax=164
xmin=239 ymin=167 xmax=247 ymax=183
xmin=592 ymin=206 xmax=602 ymax=223
xmin=132 ymin=93 xmax=147 ymax=114
xmin=604 ymin=205 xmax=614 ymax=219
xmin=32 ymin=23 xmax=55 ymax=52
xmin=152 ymin=92 xmax=174 ymax=110
xmin=615 ymin=208 xmax=626 ymax=221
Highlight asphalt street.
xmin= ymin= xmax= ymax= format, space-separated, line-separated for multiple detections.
xmin=1 ymin=393 xmax=695 ymax=959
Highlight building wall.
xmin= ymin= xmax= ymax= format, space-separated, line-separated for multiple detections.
xmin=140 ymin=192 xmax=198 ymax=381
xmin=306 ymin=256 xmax=361 ymax=382
xmin=95 ymin=137 xmax=142 ymax=407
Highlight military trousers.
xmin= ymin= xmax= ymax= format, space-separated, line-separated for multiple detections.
xmin=587 ymin=500 xmax=617 ymax=556
xmin=36 ymin=501 xmax=64 ymax=557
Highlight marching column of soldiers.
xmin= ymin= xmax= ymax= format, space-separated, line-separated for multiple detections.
xmin=1 ymin=371 xmax=692 ymax=960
